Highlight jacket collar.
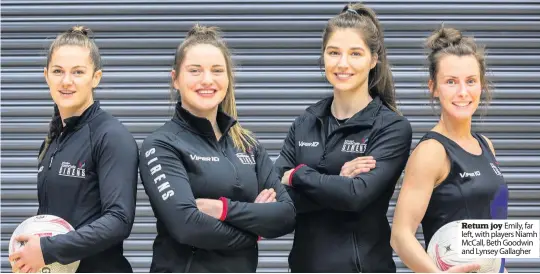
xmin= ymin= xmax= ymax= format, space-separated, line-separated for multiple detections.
xmin=306 ymin=95 xmax=382 ymax=125
xmin=172 ymin=101 xmax=237 ymax=137
xmin=53 ymin=101 xmax=101 ymax=133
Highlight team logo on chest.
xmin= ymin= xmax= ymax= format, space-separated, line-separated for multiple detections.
xmin=58 ymin=161 xmax=86 ymax=179
xmin=341 ymin=138 xmax=368 ymax=154
xmin=236 ymin=153 xmax=256 ymax=165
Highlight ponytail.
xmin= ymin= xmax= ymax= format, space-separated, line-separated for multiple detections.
xmin=38 ymin=106 xmax=61 ymax=162
xmin=322 ymin=3 xmax=399 ymax=113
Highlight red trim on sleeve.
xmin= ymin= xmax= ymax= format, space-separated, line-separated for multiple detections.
xmin=257 ymin=236 xmax=262 ymax=242
xmin=219 ymin=197 xmax=228 ymax=221
xmin=289 ymin=164 xmax=306 ymax=186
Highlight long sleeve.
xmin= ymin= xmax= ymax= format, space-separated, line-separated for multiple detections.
xmin=138 ymin=135 xmax=257 ymax=250
xmin=274 ymin=117 xmax=326 ymax=213
xmin=221 ymin=143 xmax=296 ymax=239
xmin=41 ymin=127 xmax=138 ymax=265
xmin=290 ymin=117 xmax=413 ymax=212
xmin=284 ymin=186 xmax=326 ymax=214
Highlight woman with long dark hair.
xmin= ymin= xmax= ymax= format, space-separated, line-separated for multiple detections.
xmin=275 ymin=3 xmax=413 ymax=272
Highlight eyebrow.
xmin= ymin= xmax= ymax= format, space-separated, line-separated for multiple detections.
xmin=326 ymin=46 xmax=365 ymax=51
xmin=50 ymin=65 xmax=88 ymax=69
xmin=185 ymin=64 xmax=225 ymax=68
xmin=443 ymin=75 xmax=479 ymax=78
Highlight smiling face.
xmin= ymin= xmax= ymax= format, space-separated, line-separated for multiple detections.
xmin=430 ymin=54 xmax=482 ymax=121
xmin=323 ymin=28 xmax=377 ymax=94
xmin=172 ymin=43 xmax=229 ymax=118
xmin=44 ymin=45 xmax=102 ymax=118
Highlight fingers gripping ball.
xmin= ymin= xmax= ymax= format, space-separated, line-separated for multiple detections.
xmin=427 ymin=221 xmax=504 ymax=273
xmin=9 ymin=215 xmax=80 ymax=273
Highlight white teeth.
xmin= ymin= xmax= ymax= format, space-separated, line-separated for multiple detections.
xmin=453 ymin=102 xmax=471 ymax=107
xmin=197 ymin=90 xmax=215 ymax=94
xmin=336 ymin=73 xmax=352 ymax=78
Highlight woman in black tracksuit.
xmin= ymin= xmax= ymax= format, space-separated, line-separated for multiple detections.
xmin=9 ymin=26 xmax=138 ymax=273
xmin=274 ymin=3 xmax=413 ymax=273
xmin=138 ymin=24 xmax=296 ymax=272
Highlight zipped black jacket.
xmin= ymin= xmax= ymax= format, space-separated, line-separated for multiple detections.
xmin=274 ymin=96 xmax=412 ymax=273
xmin=37 ymin=101 xmax=138 ymax=272
xmin=138 ymin=102 xmax=296 ymax=273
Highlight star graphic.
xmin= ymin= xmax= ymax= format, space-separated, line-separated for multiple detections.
xmin=444 ymin=244 xmax=452 ymax=253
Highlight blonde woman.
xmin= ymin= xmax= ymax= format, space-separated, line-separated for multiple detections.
xmin=138 ymin=24 xmax=296 ymax=272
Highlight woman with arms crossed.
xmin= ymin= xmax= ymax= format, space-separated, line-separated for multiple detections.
xmin=390 ymin=27 xmax=509 ymax=273
xmin=275 ymin=3 xmax=413 ymax=272
xmin=138 ymin=24 xmax=296 ymax=272
xmin=10 ymin=26 xmax=138 ymax=273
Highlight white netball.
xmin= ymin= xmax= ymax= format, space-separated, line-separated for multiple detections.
xmin=9 ymin=215 xmax=80 ymax=273
xmin=427 ymin=220 xmax=504 ymax=273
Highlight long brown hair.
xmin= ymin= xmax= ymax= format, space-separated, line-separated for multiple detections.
xmin=38 ymin=26 xmax=102 ymax=162
xmin=171 ymin=24 xmax=256 ymax=152
xmin=321 ymin=3 xmax=398 ymax=113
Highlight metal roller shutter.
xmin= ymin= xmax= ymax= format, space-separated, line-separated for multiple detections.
xmin=1 ymin=0 xmax=539 ymax=272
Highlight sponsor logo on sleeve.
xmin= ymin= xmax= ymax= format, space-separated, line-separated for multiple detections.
xmin=145 ymin=148 xmax=175 ymax=201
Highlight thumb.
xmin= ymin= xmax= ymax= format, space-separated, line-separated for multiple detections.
xmin=447 ymin=263 xmax=481 ymax=273
xmin=15 ymin=234 xmax=30 ymax=242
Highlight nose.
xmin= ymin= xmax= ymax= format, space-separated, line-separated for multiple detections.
xmin=61 ymin=73 xmax=73 ymax=86
xmin=201 ymin=71 xmax=213 ymax=86
xmin=457 ymin=81 xmax=468 ymax=96
xmin=337 ymin=54 xmax=349 ymax=69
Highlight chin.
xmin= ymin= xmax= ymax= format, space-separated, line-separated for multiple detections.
xmin=445 ymin=110 xmax=476 ymax=121
xmin=332 ymin=83 xmax=357 ymax=93
xmin=442 ymin=103 xmax=479 ymax=120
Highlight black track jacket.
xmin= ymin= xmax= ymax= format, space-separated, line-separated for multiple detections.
xmin=138 ymin=102 xmax=296 ymax=272
xmin=275 ymin=96 xmax=413 ymax=273
xmin=37 ymin=101 xmax=138 ymax=272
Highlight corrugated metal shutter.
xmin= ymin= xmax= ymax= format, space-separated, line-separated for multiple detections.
xmin=2 ymin=1 xmax=539 ymax=272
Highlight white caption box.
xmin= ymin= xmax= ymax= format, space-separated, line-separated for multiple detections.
xmin=458 ymin=220 xmax=539 ymax=258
